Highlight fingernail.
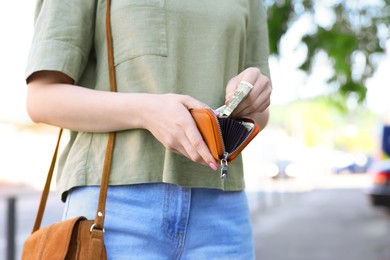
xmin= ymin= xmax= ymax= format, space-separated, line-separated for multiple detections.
xmin=209 ymin=162 xmax=218 ymax=171
xmin=212 ymin=109 xmax=220 ymax=116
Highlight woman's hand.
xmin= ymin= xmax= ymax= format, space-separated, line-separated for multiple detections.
xmin=224 ymin=67 xmax=272 ymax=128
xmin=137 ymin=93 xmax=218 ymax=170
xmin=27 ymin=71 xmax=218 ymax=170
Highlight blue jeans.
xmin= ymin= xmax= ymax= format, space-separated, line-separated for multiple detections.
xmin=63 ymin=183 xmax=255 ymax=259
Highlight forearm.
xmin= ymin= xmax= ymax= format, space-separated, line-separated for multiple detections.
xmin=27 ymin=82 xmax=152 ymax=132
xmin=26 ymin=71 xmax=219 ymax=167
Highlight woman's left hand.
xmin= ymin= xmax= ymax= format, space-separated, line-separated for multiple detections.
xmin=225 ymin=67 xmax=271 ymax=118
xmin=224 ymin=67 xmax=272 ymax=127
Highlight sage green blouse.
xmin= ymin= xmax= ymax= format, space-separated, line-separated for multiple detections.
xmin=26 ymin=0 xmax=270 ymax=200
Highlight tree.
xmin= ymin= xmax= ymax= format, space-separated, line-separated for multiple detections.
xmin=266 ymin=0 xmax=390 ymax=109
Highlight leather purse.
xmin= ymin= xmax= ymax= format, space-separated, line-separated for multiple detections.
xmin=21 ymin=1 xmax=116 ymax=259
xmin=190 ymin=108 xmax=260 ymax=178
xmin=21 ymin=130 xmax=114 ymax=260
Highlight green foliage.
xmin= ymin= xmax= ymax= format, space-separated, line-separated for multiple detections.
xmin=267 ymin=0 xmax=293 ymax=54
xmin=266 ymin=0 xmax=390 ymax=108
xmin=270 ymin=100 xmax=378 ymax=153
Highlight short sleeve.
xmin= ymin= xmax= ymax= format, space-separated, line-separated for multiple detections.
xmin=245 ymin=0 xmax=271 ymax=78
xmin=25 ymin=0 xmax=97 ymax=82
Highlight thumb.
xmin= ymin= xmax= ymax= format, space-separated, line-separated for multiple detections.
xmin=182 ymin=96 xmax=209 ymax=110
xmin=225 ymin=76 xmax=240 ymax=105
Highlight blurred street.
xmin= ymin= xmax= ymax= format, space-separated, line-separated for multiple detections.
xmin=1 ymin=174 xmax=390 ymax=259
xmin=251 ymin=187 xmax=390 ymax=260
xmin=0 ymin=185 xmax=64 ymax=260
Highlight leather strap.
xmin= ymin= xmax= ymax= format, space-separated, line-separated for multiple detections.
xmin=32 ymin=0 xmax=116 ymax=233
xmin=32 ymin=128 xmax=63 ymax=232
xmin=92 ymin=0 xmax=116 ymax=233
xmin=106 ymin=0 xmax=116 ymax=94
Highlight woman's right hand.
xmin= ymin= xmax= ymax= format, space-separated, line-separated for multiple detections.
xmin=139 ymin=93 xmax=218 ymax=170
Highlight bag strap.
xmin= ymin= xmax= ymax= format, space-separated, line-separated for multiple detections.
xmin=32 ymin=128 xmax=63 ymax=232
xmin=32 ymin=0 xmax=116 ymax=233
xmin=92 ymin=0 xmax=116 ymax=232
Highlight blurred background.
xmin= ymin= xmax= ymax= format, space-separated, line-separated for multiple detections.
xmin=1 ymin=1 xmax=390 ymax=259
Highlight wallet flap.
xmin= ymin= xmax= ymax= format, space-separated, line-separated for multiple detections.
xmin=190 ymin=109 xmax=224 ymax=161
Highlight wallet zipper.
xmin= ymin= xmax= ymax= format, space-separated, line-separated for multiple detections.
xmin=220 ymin=152 xmax=229 ymax=178
xmin=213 ymin=112 xmax=255 ymax=179
xmin=213 ymin=113 xmax=228 ymax=178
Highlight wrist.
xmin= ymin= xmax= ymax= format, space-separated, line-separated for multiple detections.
xmin=125 ymin=93 xmax=158 ymax=130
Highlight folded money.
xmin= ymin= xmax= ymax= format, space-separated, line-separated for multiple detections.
xmin=216 ymin=81 xmax=253 ymax=118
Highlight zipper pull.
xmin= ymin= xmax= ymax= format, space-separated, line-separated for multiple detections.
xmin=220 ymin=152 xmax=229 ymax=179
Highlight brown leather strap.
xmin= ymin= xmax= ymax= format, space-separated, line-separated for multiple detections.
xmin=106 ymin=0 xmax=116 ymax=94
xmin=32 ymin=0 xmax=117 ymax=233
xmin=92 ymin=0 xmax=116 ymax=232
xmin=32 ymin=128 xmax=63 ymax=232
xmin=88 ymin=228 xmax=106 ymax=259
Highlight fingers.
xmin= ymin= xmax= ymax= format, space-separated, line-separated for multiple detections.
xmin=148 ymin=94 xmax=218 ymax=170
xmin=225 ymin=67 xmax=260 ymax=103
xmin=237 ymin=73 xmax=271 ymax=115
xmin=180 ymin=96 xmax=219 ymax=167
xmin=182 ymin=120 xmax=218 ymax=169
xmin=164 ymin=116 xmax=218 ymax=170
xmin=226 ymin=67 xmax=272 ymax=118
xmin=225 ymin=76 xmax=240 ymax=105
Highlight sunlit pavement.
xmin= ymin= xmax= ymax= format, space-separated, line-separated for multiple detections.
xmin=1 ymin=174 xmax=389 ymax=260
xmin=251 ymin=174 xmax=390 ymax=260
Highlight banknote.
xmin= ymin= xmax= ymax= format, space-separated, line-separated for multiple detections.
xmin=216 ymin=81 xmax=253 ymax=118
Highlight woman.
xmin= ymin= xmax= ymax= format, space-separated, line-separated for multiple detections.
xmin=26 ymin=0 xmax=272 ymax=258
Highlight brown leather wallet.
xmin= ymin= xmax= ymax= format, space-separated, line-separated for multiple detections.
xmin=190 ymin=108 xmax=260 ymax=178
